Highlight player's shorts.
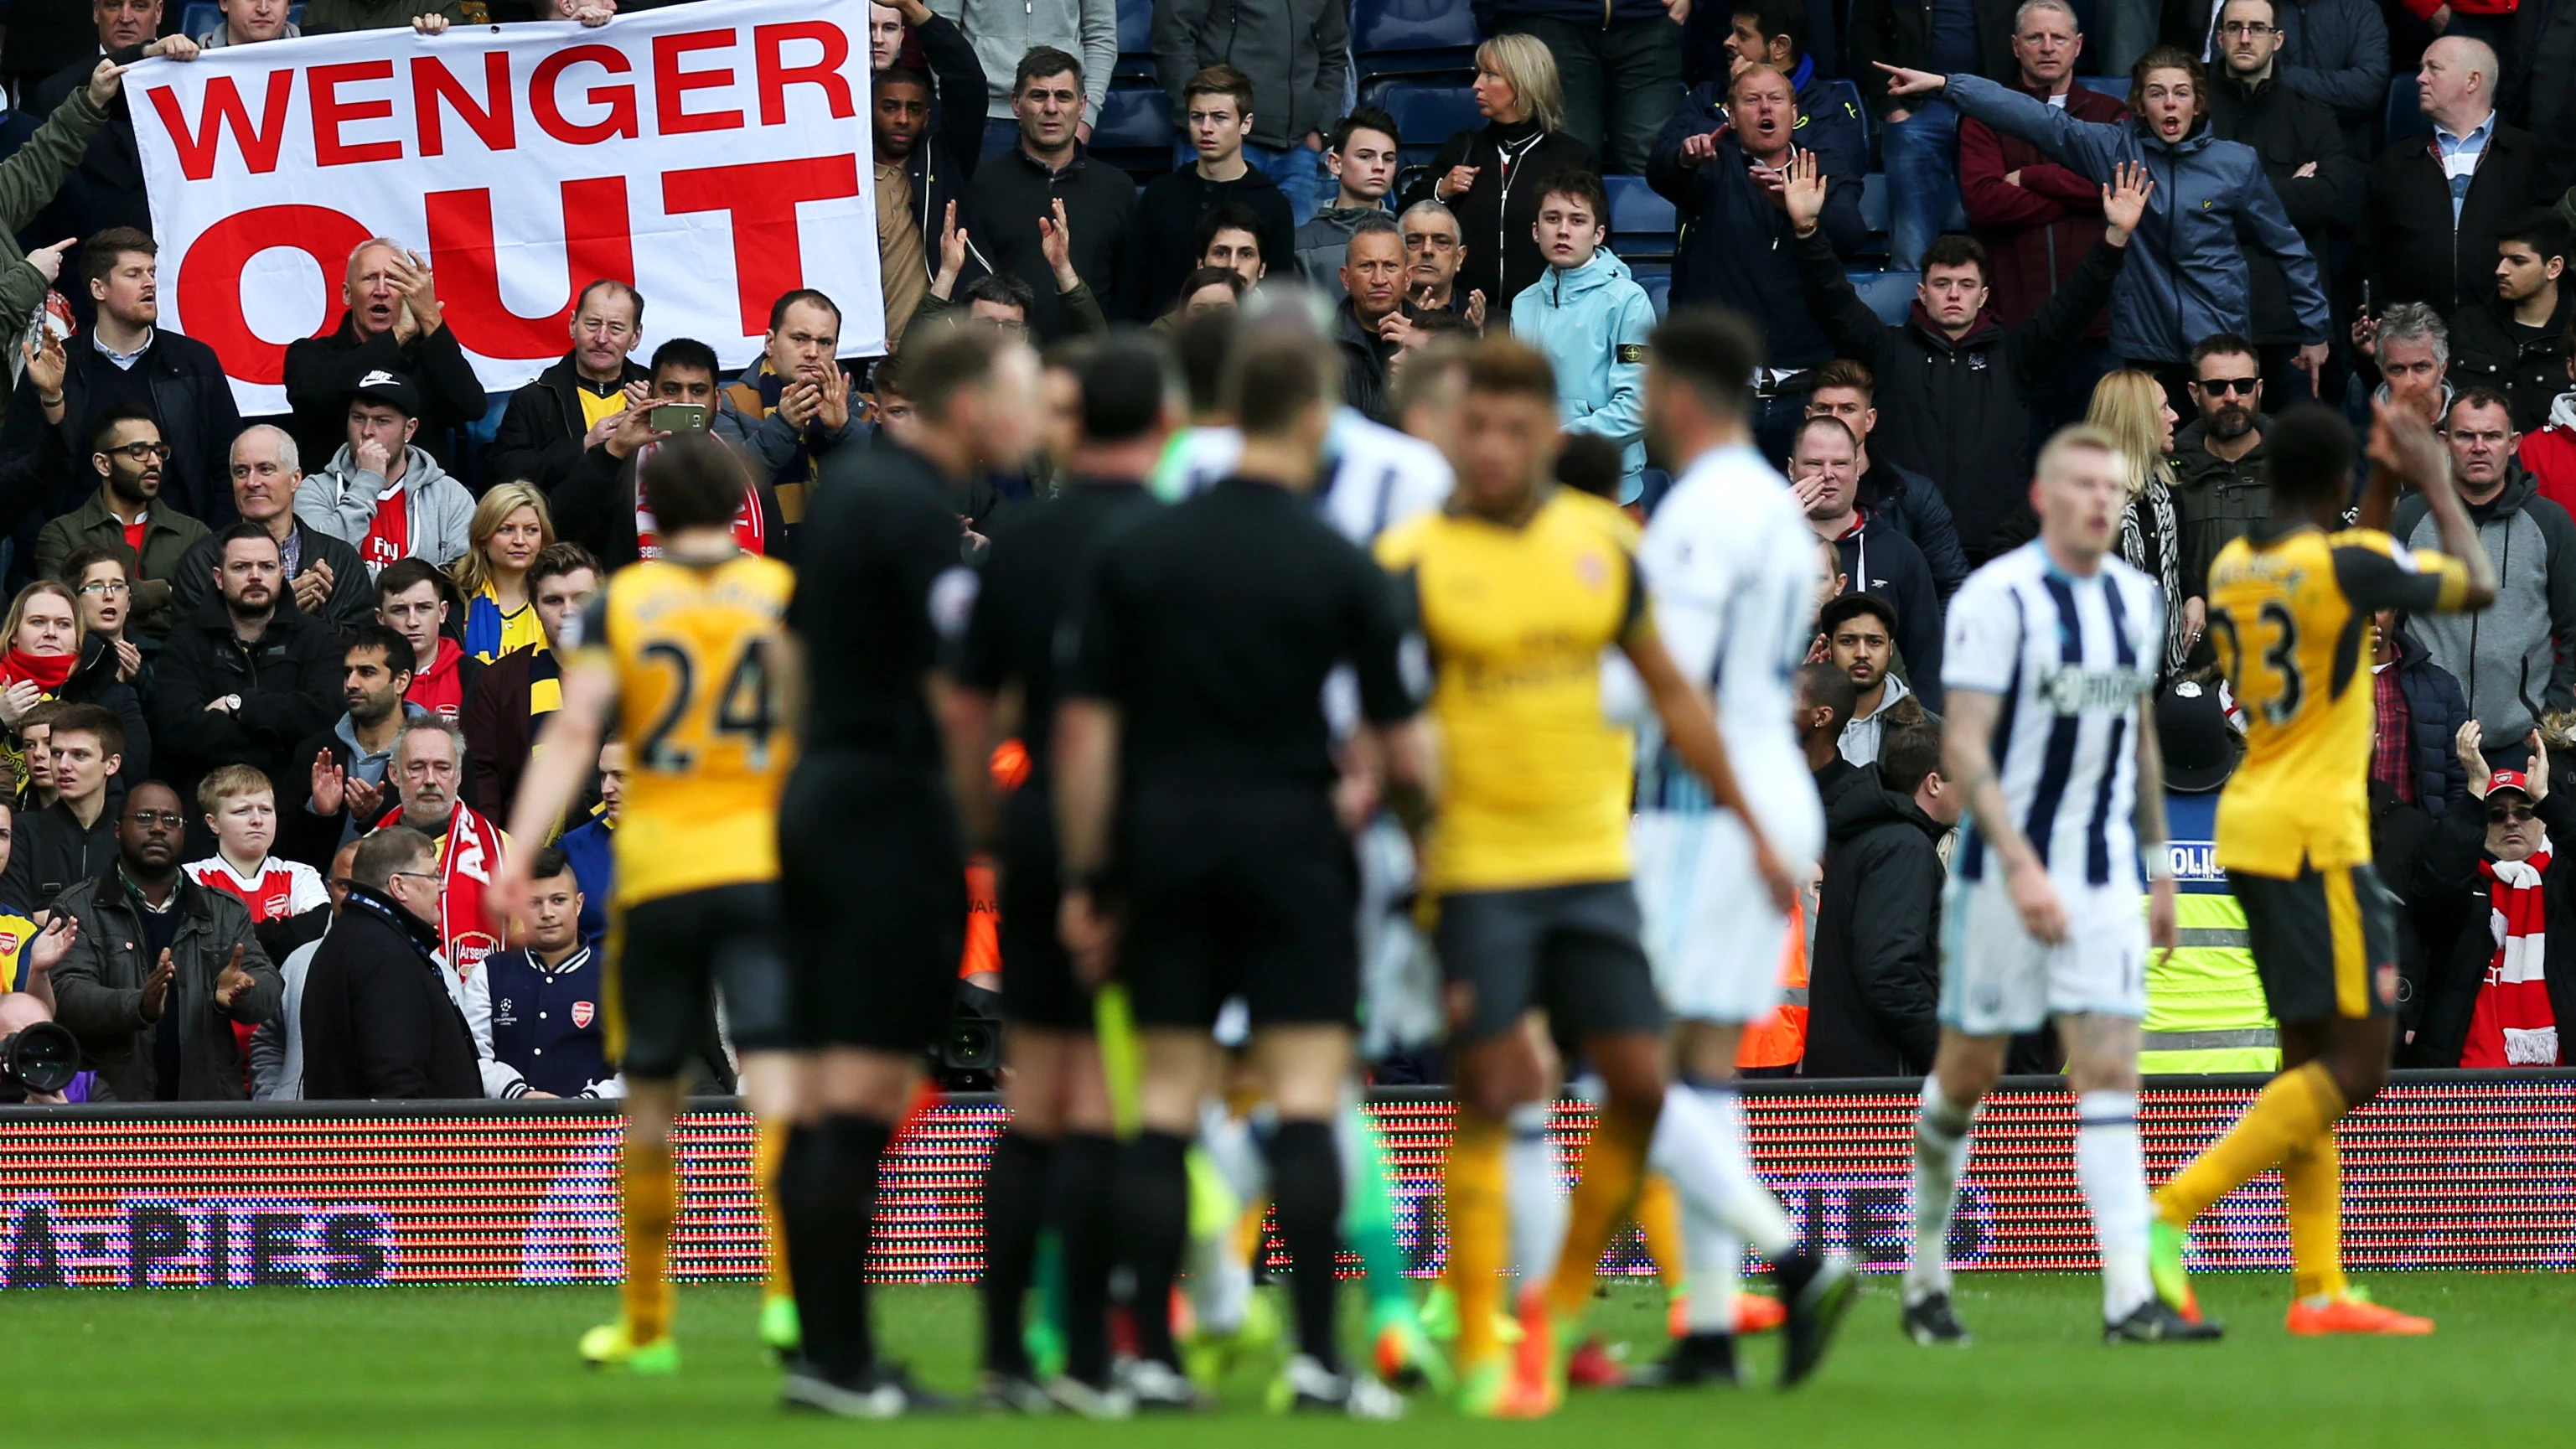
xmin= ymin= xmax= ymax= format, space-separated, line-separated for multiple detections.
xmin=1119 ymin=781 xmax=1359 ymax=1031
xmin=998 ymin=782 xmax=1090 ymax=1032
xmin=608 ymin=882 xmax=791 ymax=1079
xmin=2228 ymin=862 xmax=2398 ymax=1022
xmin=778 ymin=753 xmax=968 ymax=1053
xmin=1431 ymin=880 xmax=1665 ymax=1045
xmin=1632 ymin=802 xmax=1814 ymax=1025
xmin=1939 ymin=871 xmax=2148 ymax=1036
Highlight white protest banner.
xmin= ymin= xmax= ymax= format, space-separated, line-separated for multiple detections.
xmin=129 ymin=0 xmax=882 ymax=416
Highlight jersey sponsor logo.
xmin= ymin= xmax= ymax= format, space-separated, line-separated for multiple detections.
xmin=572 ymin=1001 xmax=595 ymax=1029
xmin=1575 ymin=549 xmax=1610 ymax=590
xmin=2036 ymin=663 xmax=2154 ymax=714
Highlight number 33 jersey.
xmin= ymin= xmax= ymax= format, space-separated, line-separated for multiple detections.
xmin=2207 ymin=525 xmax=2470 ymax=878
xmin=571 ymin=554 xmax=798 ymax=906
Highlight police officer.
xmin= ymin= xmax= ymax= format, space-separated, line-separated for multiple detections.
xmin=2140 ymin=681 xmax=2282 ymax=1074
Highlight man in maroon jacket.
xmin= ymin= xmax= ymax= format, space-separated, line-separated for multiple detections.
xmin=1957 ymin=0 xmax=2125 ymax=333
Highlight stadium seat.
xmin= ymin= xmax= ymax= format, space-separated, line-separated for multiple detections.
xmin=181 ymin=1 xmax=220 ymax=35
xmin=2385 ymin=75 xmax=2428 ymax=146
xmin=1377 ymin=80 xmax=1482 ymax=168
xmin=1849 ymin=270 xmax=1920 ymax=326
xmin=1114 ymin=0 xmax=1157 ymax=82
xmin=1353 ymin=0 xmax=1481 ymax=88
xmin=2076 ymin=75 xmax=2127 ymax=104
xmin=1091 ymin=85 xmax=1176 ymax=177
xmin=1607 ymin=174 xmax=1677 ymax=261
xmin=1633 ymin=263 xmax=1673 ymax=320
xmin=1859 ymin=172 xmax=1891 ymax=256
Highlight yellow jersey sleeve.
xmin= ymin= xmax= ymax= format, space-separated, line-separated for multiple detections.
xmin=2328 ymin=530 xmax=2473 ymax=616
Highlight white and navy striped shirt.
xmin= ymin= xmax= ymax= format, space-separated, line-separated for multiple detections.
xmin=1943 ymin=541 xmax=2163 ymax=887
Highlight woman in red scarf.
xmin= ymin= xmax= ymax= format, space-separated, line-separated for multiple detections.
xmin=0 ymin=580 xmax=153 ymax=803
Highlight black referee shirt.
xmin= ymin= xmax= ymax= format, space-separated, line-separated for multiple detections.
xmin=1062 ymin=475 xmax=1413 ymax=789
xmin=790 ymin=443 xmax=972 ymax=765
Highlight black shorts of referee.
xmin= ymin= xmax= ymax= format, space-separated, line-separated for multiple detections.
xmin=778 ymin=752 xmax=968 ymax=1054
xmin=996 ymin=779 xmax=1093 ymax=1031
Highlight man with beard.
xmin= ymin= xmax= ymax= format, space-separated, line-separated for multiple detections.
xmin=36 ymin=404 xmax=210 ymax=641
xmin=1819 ymin=592 xmax=1934 ymax=767
xmin=168 ymin=427 xmax=376 ymax=637
xmin=294 ymin=371 xmax=475 ymax=576
xmin=154 ymin=525 xmax=342 ymax=831
xmin=287 ymin=625 xmax=429 ymax=866
xmin=2172 ymin=334 xmax=2271 ymax=606
xmin=873 ymin=2 xmax=989 ymax=350
xmin=2451 ymin=214 xmax=2576 ymax=432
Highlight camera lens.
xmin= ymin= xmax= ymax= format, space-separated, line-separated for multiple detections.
xmin=3 ymin=1021 xmax=80 ymax=1095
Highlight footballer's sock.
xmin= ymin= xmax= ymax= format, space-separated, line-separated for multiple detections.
xmin=1546 ymin=1099 xmax=1658 ymax=1323
xmin=1650 ymin=1080 xmax=1794 ymax=1275
xmin=1117 ymin=1131 xmax=1192 ymax=1368
xmin=1683 ymin=1206 xmax=1741 ymax=1335
xmin=781 ymin=1115 xmax=893 ymax=1382
xmin=1183 ymin=1148 xmax=1253 ymax=1337
xmin=1267 ymin=1119 xmax=1348 ymax=1373
xmin=1632 ymin=1172 xmax=1690 ymax=1295
xmin=2155 ymin=1062 xmax=2347 ymax=1226
xmin=978 ymin=1129 xmax=1052 ymax=1377
xmin=1052 ymin=1132 xmax=1120 ymax=1384
xmin=1446 ymin=1107 xmax=1509 ymax=1368
xmin=1337 ymin=1105 xmax=1410 ymax=1317
xmin=618 ymin=1136 xmax=679 ymax=1344
xmin=2075 ymin=1089 xmax=2153 ymax=1321
xmin=2280 ymin=1130 xmax=2348 ymax=1302
xmin=1907 ymin=1077 xmax=1975 ymax=1303
xmin=754 ymin=1117 xmax=793 ymax=1307
xmin=1504 ymin=1100 xmax=1567 ymax=1285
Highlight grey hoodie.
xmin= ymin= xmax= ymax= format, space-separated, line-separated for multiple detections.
xmin=2393 ymin=463 xmax=2576 ymax=742
xmin=1294 ymin=205 xmax=1387 ymax=303
xmin=294 ymin=443 xmax=476 ymax=576
xmin=927 ymin=0 xmax=1118 ymax=125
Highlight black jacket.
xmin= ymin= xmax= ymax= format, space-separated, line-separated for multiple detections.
xmin=965 ymin=142 xmax=1143 ymax=339
xmin=1806 ymin=779 xmax=1948 ymax=1077
xmin=2386 ymin=627 xmax=2473 ymax=820
xmin=1861 ymin=458 xmax=1969 ymax=602
xmin=298 ymin=887 xmax=483 ymax=1100
xmin=281 ymin=313 xmax=489 ymax=474
xmin=1808 ymin=226 xmax=2124 ymax=561
xmin=1333 ymin=297 xmax=1402 ymax=424
xmin=2365 ymin=122 xmax=2551 ymax=323
xmin=27 ymin=47 xmax=152 ymax=272
xmin=2450 ymin=287 xmax=2576 ymax=433
xmin=47 ymin=866 xmax=279 ymax=1102
xmin=152 ymin=601 xmax=343 ymax=796
xmin=1830 ymin=518 xmax=1944 ymax=712
xmin=484 ymin=353 xmax=649 ymax=498
xmin=1 ymin=328 xmax=244 ymax=525
xmin=2408 ymin=788 xmax=2576 ymax=1068
xmin=1648 ymin=127 xmax=1865 ymax=371
xmin=168 ymin=521 xmax=378 ymax=639
xmin=2170 ymin=416 xmax=2269 ymax=598
xmin=1399 ymin=117 xmax=1594 ymax=322
xmin=1136 ymin=163 xmax=1299 ymax=318
xmin=0 ymin=796 xmax=114 ymax=912
xmin=2203 ymin=72 xmax=2361 ymax=349
xmin=1848 ymin=0 xmax=2019 ymax=118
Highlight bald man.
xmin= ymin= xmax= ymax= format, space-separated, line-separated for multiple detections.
xmin=280 ymin=239 xmax=488 ymax=469
xmin=2363 ymin=36 xmax=2553 ymax=320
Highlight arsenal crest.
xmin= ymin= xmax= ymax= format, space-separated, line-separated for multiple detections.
xmin=572 ymin=1001 xmax=596 ymax=1029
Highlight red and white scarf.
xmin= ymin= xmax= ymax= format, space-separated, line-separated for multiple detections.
xmin=375 ymin=800 xmax=509 ymax=986
xmin=2468 ymin=844 xmax=2561 ymax=1066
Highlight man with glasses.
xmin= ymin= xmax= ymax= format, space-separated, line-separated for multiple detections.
xmin=485 ymin=281 xmax=651 ymax=498
xmin=2174 ymin=333 xmax=2273 ymax=615
xmin=154 ymin=525 xmax=342 ymax=838
xmin=294 ymin=824 xmax=483 ymax=1100
xmin=1395 ymin=200 xmax=1487 ymax=329
xmin=168 ymin=426 xmax=376 ymax=637
xmin=36 ymin=403 xmax=209 ymax=642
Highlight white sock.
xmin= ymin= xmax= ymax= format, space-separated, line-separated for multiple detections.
xmin=1503 ymin=1101 xmax=1566 ymax=1286
xmin=2076 ymin=1089 xmax=2154 ymax=1321
xmin=1907 ymin=1076 xmax=1975 ymax=1303
xmin=1649 ymin=1081 xmax=1796 ymax=1261
xmin=1682 ymin=1206 xmax=1742 ymax=1336
xmin=1187 ymin=1105 xmax=1265 ymax=1335
xmin=1199 ymin=1102 xmax=1270 ymax=1203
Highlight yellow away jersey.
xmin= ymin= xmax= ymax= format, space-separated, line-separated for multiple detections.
xmin=0 ymin=908 xmax=34 ymax=993
xmin=1375 ymin=489 xmax=1644 ymax=893
xmin=2207 ymin=524 xmax=2470 ymax=877
xmin=574 ymin=554 xmax=797 ymax=905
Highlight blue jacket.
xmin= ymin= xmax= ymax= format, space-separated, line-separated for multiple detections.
xmin=484 ymin=944 xmax=614 ymax=1099
xmin=1943 ymin=74 xmax=2330 ymax=365
xmin=1510 ymin=249 xmax=1656 ymax=488
xmin=2388 ymin=629 xmax=2471 ymax=820
xmin=556 ymin=814 xmax=613 ymax=950
xmin=1648 ymin=96 xmax=1868 ymax=370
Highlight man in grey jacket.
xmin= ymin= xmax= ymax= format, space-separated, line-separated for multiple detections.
xmin=1155 ymin=0 xmax=1352 ymax=225
xmin=2394 ymin=386 xmax=2576 ymax=750
xmin=928 ymin=0 xmax=1117 ymax=157
xmin=292 ymin=371 xmax=476 ymax=577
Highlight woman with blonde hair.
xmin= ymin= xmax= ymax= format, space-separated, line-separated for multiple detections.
xmin=0 ymin=577 xmax=150 ymax=796
xmin=2087 ymin=368 xmax=2201 ymax=675
xmin=450 ymin=482 xmax=556 ymax=663
xmin=1399 ymin=33 xmax=1591 ymax=318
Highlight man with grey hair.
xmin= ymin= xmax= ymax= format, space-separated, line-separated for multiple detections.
xmin=170 ymin=425 xmax=375 ymax=634
xmin=1958 ymin=0 xmax=2129 ymax=334
xmin=297 ymin=823 xmax=484 ymax=1100
xmin=485 ymin=279 xmax=650 ymax=497
xmin=1396 ymin=199 xmax=1486 ymax=328
xmin=2359 ymin=301 xmax=2454 ymax=424
xmin=384 ymin=715 xmax=520 ymax=1099
xmin=2364 ymin=36 xmax=2551 ymax=323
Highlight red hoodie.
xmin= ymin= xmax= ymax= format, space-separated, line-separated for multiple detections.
xmin=408 ymin=640 xmax=468 ymax=721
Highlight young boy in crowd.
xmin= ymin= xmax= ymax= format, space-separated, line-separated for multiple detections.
xmin=184 ymin=764 xmax=332 ymax=1074
xmin=1508 ymin=170 xmax=1655 ymax=503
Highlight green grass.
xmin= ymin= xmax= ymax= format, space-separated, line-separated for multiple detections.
xmin=17 ymin=1274 xmax=2569 ymax=1446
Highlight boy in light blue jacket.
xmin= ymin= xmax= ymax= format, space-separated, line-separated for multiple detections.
xmin=1508 ymin=168 xmax=1658 ymax=503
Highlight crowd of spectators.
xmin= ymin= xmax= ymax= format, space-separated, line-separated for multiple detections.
xmin=2 ymin=0 xmax=2571 ymax=1103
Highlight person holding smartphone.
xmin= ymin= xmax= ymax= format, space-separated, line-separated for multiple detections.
xmin=551 ymin=338 xmax=784 ymax=570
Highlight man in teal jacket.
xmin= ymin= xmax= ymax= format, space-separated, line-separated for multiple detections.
xmin=1508 ymin=169 xmax=1655 ymax=502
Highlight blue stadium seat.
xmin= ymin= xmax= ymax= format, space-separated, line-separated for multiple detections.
xmin=1607 ymin=174 xmax=1676 ymax=261
xmin=1352 ymin=0 xmax=1480 ymax=87
xmin=1377 ymin=80 xmax=1482 ymax=168
xmin=1632 ymin=263 xmax=1673 ymax=320
xmin=1860 ymin=172 xmax=1890 ymax=250
xmin=1818 ymin=77 xmax=1872 ymax=151
xmin=181 ymin=2 xmax=220 ymax=36
xmin=1848 ymin=270 xmax=1920 ymax=326
xmin=2385 ymin=75 xmax=2428 ymax=146
xmin=1114 ymin=0 xmax=1156 ymax=82
xmin=1091 ymin=85 xmax=1176 ymax=175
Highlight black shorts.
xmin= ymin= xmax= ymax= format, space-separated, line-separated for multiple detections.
xmin=1433 ymin=881 xmax=1665 ymax=1045
xmin=779 ymin=754 xmax=968 ymax=1053
xmin=999 ymin=783 xmax=1091 ymax=1032
xmin=2228 ymin=861 xmax=2399 ymax=1023
xmin=609 ymin=882 xmax=793 ymax=1079
xmin=1119 ymin=783 xmax=1358 ymax=1031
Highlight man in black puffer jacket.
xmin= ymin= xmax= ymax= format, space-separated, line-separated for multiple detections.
xmin=1807 ymin=723 xmax=1958 ymax=1078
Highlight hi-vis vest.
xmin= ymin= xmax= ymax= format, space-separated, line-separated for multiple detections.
xmin=1737 ymin=893 xmax=1811 ymax=1069
xmin=2140 ymin=791 xmax=2282 ymax=1074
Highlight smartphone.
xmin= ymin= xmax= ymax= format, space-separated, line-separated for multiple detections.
xmin=649 ymin=402 xmax=710 ymax=434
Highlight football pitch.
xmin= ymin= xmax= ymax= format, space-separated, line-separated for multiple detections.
xmin=25 ymin=1273 xmax=2570 ymax=1446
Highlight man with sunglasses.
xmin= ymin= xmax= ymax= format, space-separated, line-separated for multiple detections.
xmin=2174 ymin=334 xmax=2272 ymax=613
xmin=2410 ymin=728 xmax=2576 ymax=1068
xmin=34 ymin=401 xmax=209 ymax=641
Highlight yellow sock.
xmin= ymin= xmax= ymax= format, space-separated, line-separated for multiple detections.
xmin=621 ymin=1138 xmax=679 ymax=1343
xmin=2281 ymin=1129 xmax=2346 ymax=1302
xmin=1632 ymin=1173 xmax=1688 ymax=1293
xmin=755 ymin=1118 xmax=792 ymax=1305
xmin=1546 ymin=1105 xmax=1654 ymax=1324
xmin=2154 ymin=1061 xmax=2346 ymax=1226
xmin=1446 ymin=1109 xmax=1508 ymax=1369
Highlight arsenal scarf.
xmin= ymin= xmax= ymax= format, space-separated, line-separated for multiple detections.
xmin=360 ymin=479 xmax=410 ymax=572
xmin=375 ymin=800 xmax=509 ymax=986
xmin=0 ymin=646 xmax=75 ymax=693
xmin=2469 ymin=844 xmax=2561 ymax=1066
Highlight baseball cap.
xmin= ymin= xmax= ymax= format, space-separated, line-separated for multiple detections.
xmin=346 ymin=368 xmax=420 ymax=419
xmin=2486 ymin=769 xmax=2534 ymax=800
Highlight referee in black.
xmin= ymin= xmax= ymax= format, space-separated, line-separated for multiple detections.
xmin=943 ymin=337 xmax=1169 ymax=1415
xmin=775 ymin=328 xmax=1044 ymax=1418
xmin=1053 ymin=318 xmax=1428 ymax=1417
